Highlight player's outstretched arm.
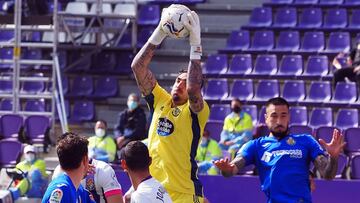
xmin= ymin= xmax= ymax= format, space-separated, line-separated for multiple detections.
xmin=184 ymin=11 xmax=204 ymax=113
xmin=314 ymin=129 xmax=346 ymax=180
xmin=214 ymin=157 xmax=245 ymax=177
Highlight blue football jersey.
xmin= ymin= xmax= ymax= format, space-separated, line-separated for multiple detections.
xmin=239 ymin=134 xmax=325 ymax=203
xmin=42 ymin=174 xmax=79 ymax=203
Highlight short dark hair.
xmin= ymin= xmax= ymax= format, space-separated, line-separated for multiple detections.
xmin=265 ymin=97 xmax=289 ymax=109
xmin=121 ymin=141 xmax=151 ymax=171
xmin=57 ymin=132 xmax=88 ymax=171
xmin=97 ymin=119 xmax=107 ymax=128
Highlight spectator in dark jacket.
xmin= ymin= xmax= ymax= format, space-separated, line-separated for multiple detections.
xmin=333 ymin=43 xmax=360 ymax=87
xmin=115 ymin=93 xmax=147 ymax=150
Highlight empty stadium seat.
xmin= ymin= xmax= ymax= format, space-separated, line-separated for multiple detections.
xmin=282 ymin=80 xmax=306 ymax=102
xmin=302 ymin=55 xmax=329 ymax=78
xmin=315 ymin=126 xmax=339 ymax=142
xmin=351 ymin=154 xmax=360 ymax=179
xmin=25 ymin=115 xmax=50 ymax=149
xmin=289 ymin=106 xmax=308 ymax=125
xmin=298 ymin=8 xmax=322 ymax=28
xmin=68 ymin=76 xmax=94 ymax=97
xmin=325 ymin=32 xmax=350 ymax=53
xmin=335 ymin=154 xmax=348 ymax=178
xmin=246 ymin=7 xmax=272 ymax=27
xmin=273 ymin=7 xmax=297 ymax=28
xmin=92 ymin=76 xmax=118 ymax=98
xmin=24 ymin=99 xmax=46 ymax=112
xmin=22 ymin=79 xmax=45 ymax=94
xmin=344 ymin=128 xmax=360 ymax=153
xmin=65 ymin=2 xmax=88 ymax=14
xmin=273 ymin=31 xmax=300 ymax=52
xmin=0 ymin=79 xmax=12 ymax=94
xmin=278 ymin=55 xmax=303 ymax=76
xmin=209 ymin=104 xmax=231 ymax=122
xmin=68 ymin=52 xmax=91 ymax=72
xmin=204 ymin=54 xmax=228 ymax=75
xmin=204 ymin=121 xmax=223 ymax=142
xmin=229 ymin=79 xmax=254 ymax=101
xmin=0 ymin=30 xmax=14 ymax=42
xmin=294 ymin=0 xmax=318 ymax=5
xmin=226 ymin=54 xmax=252 ymax=77
xmin=299 ymin=31 xmax=325 ymax=52
xmin=251 ymin=54 xmax=277 ymax=76
xmin=345 ymin=0 xmax=360 ymax=5
xmin=323 ymin=8 xmax=348 ymax=29
xmin=304 ymin=81 xmax=332 ymax=104
xmin=114 ymin=52 xmax=134 ymax=74
xmin=349 ymin=9 xmax=360 ymax=29
xmin=138 ymin=5 xmax=160 ymax=25
xmin=309 ymin=108 xmax=333 ymax=128
xmin=0 ymin=99 xmax=12 ymax=111
xmin=289 ymin=125 xmax=313 ymax=135
xmin=319 ymin=0 xmax=344 ymax=5
xmin=0 ymin=140 xmax=23 ymax=168
xmin=0 ymin=114 xmax=23 ymax=141
xmin=335 ymin=108 xmax=359 ymax=130
xmin=204 ymin=79 xmax=229 ymax=101
xmin=71 ymin=101 xmax=95 ymax=122
xmin=219 ymin=30 xmax=250 ymax=53
xmin=332 ymin=82 xmax=357 ymax=104
xmin=0 ymin=48 xmax=13 ymax=69
xmin=114 ymin=3 xmax=136 ymax=17
xmin=254 ymin=80 xmax=280 ymax=102
xmin=90 ymin=52 xmax=116 ymax=73
xmin=249 ymin=31 xmax=274 ymax=51
xmin=89 ymin=3 xmax=112 ymax=14
xmin=242 ymin=105 xmax=258 ymax=125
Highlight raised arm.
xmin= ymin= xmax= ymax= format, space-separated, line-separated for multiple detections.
xmin=314 ymin=129 xmax=346 ymax=180
xmin=184 ymin=11 xmax=204 ymax=113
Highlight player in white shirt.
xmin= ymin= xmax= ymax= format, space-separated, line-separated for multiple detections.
xmin=53 ymin=159 xmax=123 ymax=203
xmin=120 ymin=141 xmax=172 ymax=203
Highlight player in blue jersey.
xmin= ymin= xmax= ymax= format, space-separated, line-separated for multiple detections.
xmin=214 ymin=97 xmax=345 ymax=203
xmin=42 ymin=132 xmax=94 ymax=203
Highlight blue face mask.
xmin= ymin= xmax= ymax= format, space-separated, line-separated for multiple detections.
xmin=127 ymin=101 xmax=138 ymax=111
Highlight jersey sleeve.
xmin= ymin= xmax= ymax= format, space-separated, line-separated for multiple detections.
xmin=238 ymin=140 xmax=256 ymax=165
xmin=145 ymin=83 xmax=171 ymax=109
xmin=196 ymin=101 xmax=210 ymax=130
xmin=97 ymin=163 xmax=122 ymax=198
xmin=48 ymin=187 xmax=70 ymax=203
xmin=306 ymin=135 xmax=326 ymax=161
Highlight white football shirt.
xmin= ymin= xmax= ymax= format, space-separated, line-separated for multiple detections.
xmin=130 ymin=177 xmax=172 ymax=203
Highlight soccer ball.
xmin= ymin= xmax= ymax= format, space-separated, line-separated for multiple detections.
xmin=161 ymin=4 xmax=191 ymax=39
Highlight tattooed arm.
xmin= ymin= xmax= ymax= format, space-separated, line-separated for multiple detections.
xmin=131 ymin=42 xmax=157 ymax=96
xmin=314 ymin=155 xmax=338 ymax=180
xmin=187 ymin=59 xmax=204 ymax=113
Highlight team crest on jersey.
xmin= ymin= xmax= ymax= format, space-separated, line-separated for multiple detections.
xmin=86 ymin=177 xmax=95 ymax=191
xmin=172 ymin=107 xmax=181 ymax=117
xmin=157 ymin=118 xmax=174 ymax=136
xmin=160 ymin=106 xmax=164 ymax=111
xmin=49 ymin=188 xmax=63 ymax=203
xmin=286 ymin=137 xmax=296 ymax=146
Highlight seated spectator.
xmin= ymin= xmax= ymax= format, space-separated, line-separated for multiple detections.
xmin=9 ymin=145 xmax=48 ymax=201
xmin=333 ymin=43 xmax=360 ymax=87
xmin=219 ymin=98 xmax=253 ymax=159
xmin=88 ymin=120 xmax=117 ymax=163
xmin=196 ymin=129 xmax=223 ymax=175
xmin=115 ymin=93 xmax=147 ymax=150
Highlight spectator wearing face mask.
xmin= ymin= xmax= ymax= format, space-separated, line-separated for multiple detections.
xmin=115 ymin=93 xmax=147 ymax=150
xmin=219 ymin=98 xmax=253 ymax=159
xmin=9 ymin=145 xmax=48 ymax=201
xmin=196 ymin=129 xmax=223 ymax=175
xmin=88 ymin=120 xmax=117 ymax=163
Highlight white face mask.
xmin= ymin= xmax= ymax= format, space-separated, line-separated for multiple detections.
xmin=25 ymin=153 xmax=35 ymax=163
xmin=95 ymin=128 xmax=106 ymax=138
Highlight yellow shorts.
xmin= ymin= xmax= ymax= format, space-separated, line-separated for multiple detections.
xmin=168 ymin=191 xmax=204 ymax=203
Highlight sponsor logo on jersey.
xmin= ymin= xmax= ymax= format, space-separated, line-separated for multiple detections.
xmin=49 ymin=188 xmax=63 ymax=203
xmin=157 ymin=118 xmax=174 ymax=136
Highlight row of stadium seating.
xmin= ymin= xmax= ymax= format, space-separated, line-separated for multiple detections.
xmin=265 ymin=0 xmax=360 ymax=7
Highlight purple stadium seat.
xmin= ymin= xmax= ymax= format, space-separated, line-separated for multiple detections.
xmin=267 ymin=0 xmax=293 ymax=4
xmin=335 ymin=108 xmax=359 ymax=130
xmin=309 ymin=108 xmax=333 ymax=128
xmin=219 ymin=30 xmax=250 ymax=53
xmin=274 ymin=31 xmax=300 ymax=52
xmin=24 ymin=99 xmax=46 ymax=112
xmin=0 ymin=79 xmax=12 ymax=93
xmin=68 ymin=76 xmax=93 ymax=97
xmin=137 ymin=27 xmax=155 ymax=48
xmin=323 ymin=8 xmax=348 ymax=29
xmin=114 ymin=52 xmax=134 ymax=74
xmin=204 ymin=79 xmax=229 ymax=101
xmin=249 ymin=31 xmax=274 ymax=51
xmin=294 ymin=0 xmax=318 ymax=4
xmin=282 ymin=80 xmax=306 ymax=102
xmin=351 ymin=154 xmax=360 ymax=179
xmin=298 ymin=8 xmax=322 ymax=28
xmin=325 ymin=32 xmax=350 ymax=53
xmin=0 ymin=30 xmax=14 ymax=42
xmin=229 ymin=79 xmax=254 ymax=101
xmin=258 ymin=106 xmax=266 ymax=124
xmin=22 ymin=80 xmax=45 ymax=94
xmin=303 ymin=55 xmax=329 ymax=78
xmin=305 ymin=81 xmax=332 ymax=103
xmin=0 ymin=114 xmax=23 ymax=141
xmin=319 ymin=0 xmax=344 ymax=5
xmin=315 ymin=126 xmax=339 ymax=142
xmin=23 ymin=49 xmax=42 ymax=60
xmin=289 ymin=125 xmax=313 ymax=135
xmin=138 ymin=5 xmax=160 ymax=25
xmin=25 ymin=115 xmax=50 ymax=149
xmin=226 ymin=54 xmax=252 ymax=77
xmin=278 ymin=55 xmax=303 ymax=76
xmin=204 ymin=54 xmax=228 ymax=75
xmin=204 ymin=121 xmax=223 ymax=142
xmin=332 ymin=82 xmax=357 ymax=104
xmin=273 ymin=7 xmax=297 ymax=28
xmin=92 ymin=76 xmax=118 ymax=98
xmin=0 ymin=48 xmax=13 ymax=69
xmin=68 ymin=52 xmax=91 ymax=72
xmin=242 ymin=105 xmax=258 ymax=125
xmin=335 ymin=154 xmax=348 ymax=178
xmin=209 ymin=104 xmax=231 ymax=122
xmin=91 ymin=52 xmax=116 ymax=73
xmin=254 ymin=80 xmax=280 ymax=101
xmin=0 ymin=99 xmax=12 ymax=111
xmin=0 ymin=140 xmax=23 ymax=168
xmin=71 ymin=101 xmax=95 ymax=122
xmin=300 ymin=31 xmax=325 ymax=52
xmin=345 ymin=0 xmax=360 ymax=5
xmin=289 ymin=106 xmax=308 ymax=125
xmin=117 ymin=30 xmax=132 ymax=49
xmin=349 ymin=9 xmax=360 ymax=29
xmin=251 ymin=54 xmax=277 ymax=76
xmin=246 ymin=7 xmax=272 ymax=27
xmin=344 ymin=128 xmax=360 ymax=153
